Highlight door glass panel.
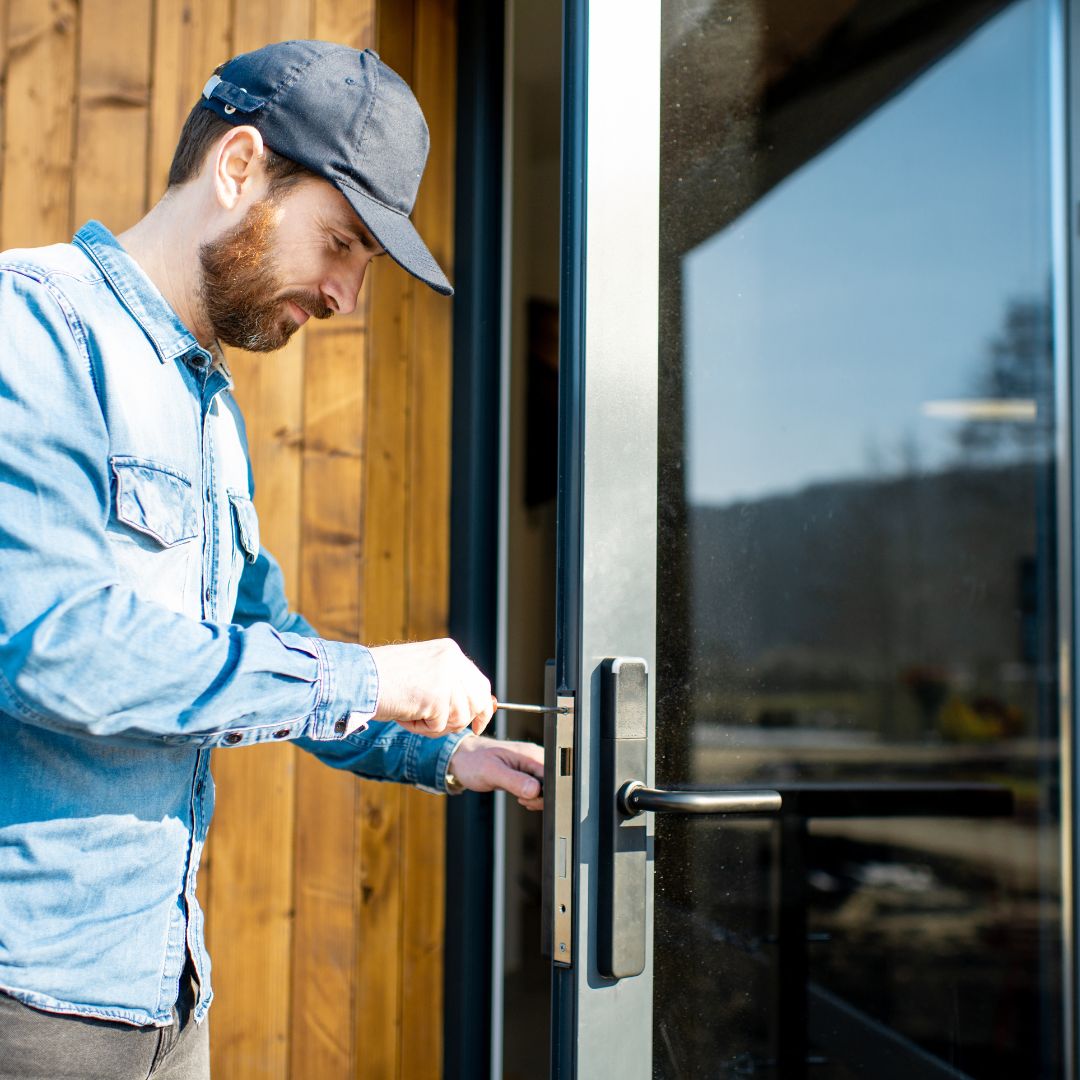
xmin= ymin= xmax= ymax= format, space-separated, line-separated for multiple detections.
xmin=655 ymin=1 xmax=1063 ymax=1077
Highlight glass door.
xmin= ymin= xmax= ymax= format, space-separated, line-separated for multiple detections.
xmin=549 ymin=0 xmax=1075 ymax=1076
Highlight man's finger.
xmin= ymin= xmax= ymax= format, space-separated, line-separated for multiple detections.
xmin=446 ymin=690 xmax=474 ymax=733
xmin=487 ymin=758 xmax=540 ymax=800
xmin=517 ymin=774 xmax=541 ymax=799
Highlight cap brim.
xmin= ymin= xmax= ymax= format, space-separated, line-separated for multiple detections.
xmin=342 ymin=187 xmax=453 ymax=297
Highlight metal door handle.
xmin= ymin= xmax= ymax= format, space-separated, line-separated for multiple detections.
xmin=618 ymin=781 xmax=781 ymax=818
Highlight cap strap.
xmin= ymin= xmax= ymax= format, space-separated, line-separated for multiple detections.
xmin=200 ymin=76 xmax=265 ymax=115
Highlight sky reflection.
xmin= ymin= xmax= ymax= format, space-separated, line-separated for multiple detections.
xmin=683 ymin=0 xmax=1053 ymax=506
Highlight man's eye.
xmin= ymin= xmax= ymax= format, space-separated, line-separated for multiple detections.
xmin=333 ymin=235 xmax=351 ymax=253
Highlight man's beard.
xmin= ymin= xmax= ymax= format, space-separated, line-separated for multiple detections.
xmin=198 ymin=198 xmax=332 ymax=353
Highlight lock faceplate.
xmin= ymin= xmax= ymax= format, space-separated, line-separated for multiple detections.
xmin=542 ymin=676 xmax=575 ymax=967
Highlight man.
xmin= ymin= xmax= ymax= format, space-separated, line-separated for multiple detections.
xmin=0 ymin=40 xmax=541 ymax=1079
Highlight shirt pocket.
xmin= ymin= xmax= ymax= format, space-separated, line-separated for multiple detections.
xmin=110 ymin=456 xmax=198 ymax=547
xmin=227 ymin=492 xmax=260 ymax=564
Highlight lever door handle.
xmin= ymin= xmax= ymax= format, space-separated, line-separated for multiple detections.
xmin=618 ymin=781 xmax=781 ymax=818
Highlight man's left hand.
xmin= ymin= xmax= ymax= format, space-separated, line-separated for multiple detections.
xmin=448 ymin=736 xmax=544 ymax=811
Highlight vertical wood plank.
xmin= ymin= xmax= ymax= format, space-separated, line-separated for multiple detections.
xmin=290 ymin=306 xmax=370 ymax=1080
xmin=232 ymin=0 xmax=311 ymax=52
xmin=406 ymin=0 xmax=456 ymax=644
xmin=354 ymin=255 xmax=412 ymax=1080
xmin=354 ymin=15 xmax=418 ymax=1077
xmin=400 ymin=1 xmax=457 ymax=1074
xmin=204 ymin=744 xmax=298 ymax=1080
xmin=72 ymin=0 xmax=152 ymax=231
xmin=209 ymin=3 xmax=312 ymax=1079
xmin=148 ymin=0 xmax=231 ymax=199
xmin=0 ymin=0 xmax=10 ymax=247
xmin=312 ymin=0 xmax=373 ymax=49
xmin=1 ymin=0 xmax=78 ymax=248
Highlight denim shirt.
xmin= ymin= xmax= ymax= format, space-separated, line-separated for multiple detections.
xmin=0 ymin=222 xmax=464 ymax=1026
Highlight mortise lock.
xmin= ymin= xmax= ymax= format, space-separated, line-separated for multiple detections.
xmin=541 ymin=659 xmax=575 ymax=967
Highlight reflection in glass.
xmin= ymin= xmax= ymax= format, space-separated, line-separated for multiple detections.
xmin=655 ymin=1 xmax=1062 ymax=1076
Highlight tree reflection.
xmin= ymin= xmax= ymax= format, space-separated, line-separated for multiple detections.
xmin=954 ymin=292 xmax=1054 ymax=464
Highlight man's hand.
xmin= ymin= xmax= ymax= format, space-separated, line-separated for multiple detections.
xmin=369 ymin=638 xmax=495 ymax=737
xmin=448 ymin=735 xmax=544 ymax=810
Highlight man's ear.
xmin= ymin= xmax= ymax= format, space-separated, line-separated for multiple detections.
xmin=210 ymin=125 xmax=267 ymax=211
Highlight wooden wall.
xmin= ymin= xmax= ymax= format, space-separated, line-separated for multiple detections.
xmin=0 ymin=1 xmax=457 ymax=1077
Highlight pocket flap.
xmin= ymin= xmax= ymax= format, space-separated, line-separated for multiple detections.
xmin=111 ymin=457 xmax=197 ymax=548
xmin=228 ymin=493 xmax=260 ymax=564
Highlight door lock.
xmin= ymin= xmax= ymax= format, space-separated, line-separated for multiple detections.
xmin=599 ymin=658 xmax=782 ymax=980
xmin=541 ymin=659 xmax=575 ymax=968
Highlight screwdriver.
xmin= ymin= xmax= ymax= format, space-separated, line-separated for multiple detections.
xmin=494 ymin=700 xmax=569 ymax=715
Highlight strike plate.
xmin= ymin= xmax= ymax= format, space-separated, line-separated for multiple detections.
xmin=542 ymin=686 xmax=575 ymax=967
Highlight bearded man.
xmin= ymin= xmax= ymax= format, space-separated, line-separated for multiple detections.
xmin=0 ymin=40 xmax=541 ymax=1080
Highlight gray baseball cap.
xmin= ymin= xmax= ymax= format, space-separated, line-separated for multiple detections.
xmin=200 ymin=40 xmax=452 ymax=296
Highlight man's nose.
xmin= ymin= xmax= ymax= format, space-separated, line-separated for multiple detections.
xmin=323 ymin=260 xmax=369 ymax=317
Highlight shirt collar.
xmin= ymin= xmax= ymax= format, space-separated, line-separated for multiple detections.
xmin=72 ymin=220 xmax=206 ymax=366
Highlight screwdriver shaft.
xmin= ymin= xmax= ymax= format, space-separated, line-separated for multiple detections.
xmin=496 ymin=701 xmax=569 ymax=715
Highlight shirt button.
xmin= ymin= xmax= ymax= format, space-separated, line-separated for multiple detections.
xmin=334 ymin=717 xmax=348 ymax=734
xmin=204 ymin=586 xmax=212 ymax=603
xmin=223 ymin=732 xmax=242 ymax=745
xmin=273 ymin=728 xmax=290 ymax=739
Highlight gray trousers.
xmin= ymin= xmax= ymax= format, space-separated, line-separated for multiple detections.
xmin=0 ymin=964 xmax=208 ymax=1080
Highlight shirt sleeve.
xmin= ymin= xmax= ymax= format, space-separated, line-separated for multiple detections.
xmin=233 ymin=545 xmax=464 ymax=792
xmin=233 ymin=547 xmax=370 ymax=734
xmin=0 ymin=268 xmax=377 ymax=748
xmin=234 ymin=544 xmax=321 ymax=639
xmin=295 ymin=724 xmax=469 ymax=795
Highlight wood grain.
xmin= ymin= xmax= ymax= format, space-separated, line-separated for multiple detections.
xmin=1 ymin=0 xmax=78 ymax=247
xmin=400 ymin=1 xmax=457 ymax=1075
xmin=351 ymin=17 xmax=420 ymax=1075
xmin=72 ymin=0 xmax=152 ymax=230
xmin=148 ymin=0 xmax=232 ymax=199
xmin=232 ymin=0 xmax=311 ymax=52
xmin=204 ymin=743 xmax=298 ymax=1080
xmin=291 ymin=304 xmax=369 ymax=1079
xmin=0 ymin=0 xmax=9 ymax=243
xmin=354 ymin=252 xmax=412 ymax=1080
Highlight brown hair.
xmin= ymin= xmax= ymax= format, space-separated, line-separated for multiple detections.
xmin=166 ymin=82 xmax=313 ymax=193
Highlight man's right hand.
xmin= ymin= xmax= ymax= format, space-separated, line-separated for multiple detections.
xmin=369 ymin=638 xmax=494 ymax=737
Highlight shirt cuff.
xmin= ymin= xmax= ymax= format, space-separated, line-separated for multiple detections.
xmin=408 ymin=728 xmax=471 ymax=794
xmin=308 ymin=638 xmax=379 ymax=740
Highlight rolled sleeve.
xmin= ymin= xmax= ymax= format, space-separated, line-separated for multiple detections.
xmin=305 ymin=637 xmax=379 ymax=740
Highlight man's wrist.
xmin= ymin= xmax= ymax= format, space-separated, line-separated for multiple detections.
xmin=443 ymin=733 xmax=476 ymax=794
